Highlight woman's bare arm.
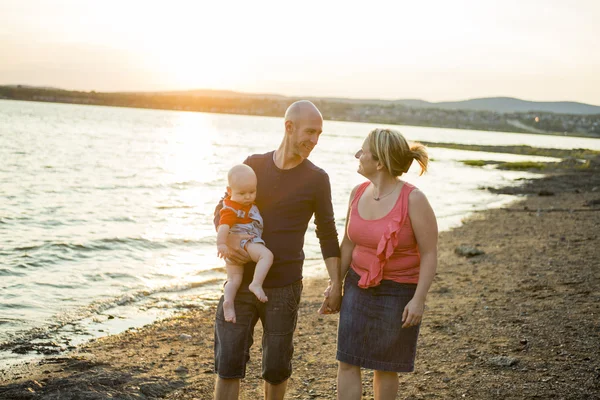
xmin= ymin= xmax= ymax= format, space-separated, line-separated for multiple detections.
xmin=403 ymin=189 xmax=438 ymax=328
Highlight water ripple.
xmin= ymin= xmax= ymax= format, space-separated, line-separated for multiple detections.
xmin=0 ymin=268 xmax=25 ymax=277
xmin=34 ymin=282 xmax=81 ymax=290
xmin=10 ymin=236 xmax=214 ymax=256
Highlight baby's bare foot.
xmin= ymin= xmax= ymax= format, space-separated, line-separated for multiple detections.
xmin=249 ymin=282 xmax=268 ymax=302
xmin=223 ymin=300 xmax=236 ymax=323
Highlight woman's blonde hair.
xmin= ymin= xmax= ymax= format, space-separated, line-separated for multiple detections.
xmin=367 ymin=128 xmax=429 ymax=176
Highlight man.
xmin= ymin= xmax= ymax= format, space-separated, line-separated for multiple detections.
xmin=214 ymin=100 xmax=342 ymax=400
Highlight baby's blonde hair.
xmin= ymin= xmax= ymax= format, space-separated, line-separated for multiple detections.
xmin=227 ymin=164 xmax=256 ymax=187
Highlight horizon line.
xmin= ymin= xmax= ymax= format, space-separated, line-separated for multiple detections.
xmin=2 ymin=83 xmax=600 ymax=108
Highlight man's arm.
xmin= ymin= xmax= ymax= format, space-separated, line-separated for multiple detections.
xmin=213 ymin=194 xmax=226 ymax=230
xmin=319 ymin=184 xmax=359 ymax=314
xmin=313 ymin=172 xmax=340 ymax=259
xmin=318 ymin=256 xmax=341 ymax=314
xmin=313 ymin=171 xmax=342 ymax=313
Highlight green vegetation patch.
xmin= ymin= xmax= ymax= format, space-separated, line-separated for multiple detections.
xmin=576 ymin=160 xmax=591 ymax=169
xmin=498 ymin=161 xmax=547 ymax=170
xmin=423 ymin=142 xmax=600 ymax=160
xmin=461 ymin=158 xmax=592 ymax=171
xmin=461 ymin=160 xmax=487 ymax=167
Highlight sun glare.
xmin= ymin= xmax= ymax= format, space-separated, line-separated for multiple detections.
xmin=162 ymin=112 xmax=217 ymax=184
xmin=1 ymin=0 xmax=599 ymax=101
xmin=141 ymin=111 xmax=223 ymax=276
xmin=154 ymin=42 xmax=250 ymax=90
xmin=122 ymin=2 xmax=261 ymax=90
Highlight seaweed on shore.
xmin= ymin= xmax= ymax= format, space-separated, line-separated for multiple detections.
xmin=423 ymin=141 xmax=600 ymax=159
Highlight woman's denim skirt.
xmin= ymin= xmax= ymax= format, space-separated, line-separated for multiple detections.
xmin=336 ymin=268 xmax=421 ymax=372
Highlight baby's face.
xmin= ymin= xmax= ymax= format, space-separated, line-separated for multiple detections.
xmin=229 ymin=180 xmax=257 ymax=206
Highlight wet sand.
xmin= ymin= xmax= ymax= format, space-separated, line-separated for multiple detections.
xmin=1 ymin=164 xmax=599 ymax=399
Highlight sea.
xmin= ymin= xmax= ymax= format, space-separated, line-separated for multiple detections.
xmin=1 ymin=99 xmax=599 ymax=367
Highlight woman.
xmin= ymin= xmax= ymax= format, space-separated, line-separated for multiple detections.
xmin=336 ymin=128 xmax=438 ymax=399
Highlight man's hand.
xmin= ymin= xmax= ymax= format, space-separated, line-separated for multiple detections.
xmin=318 ymin=281 xmax=342 ymax=315
xmin=224 ymin=233 xmax=253 ymax=264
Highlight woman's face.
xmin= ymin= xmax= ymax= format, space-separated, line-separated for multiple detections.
xmin=355 ymin=139 xmax=378 ymax=177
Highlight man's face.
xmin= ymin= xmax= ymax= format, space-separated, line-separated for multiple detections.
xmin=289 ymin=116 xmax=323 ymax=159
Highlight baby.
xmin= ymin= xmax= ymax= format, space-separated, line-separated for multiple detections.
xmin=216 ymin=164 xmax=274 ymax=323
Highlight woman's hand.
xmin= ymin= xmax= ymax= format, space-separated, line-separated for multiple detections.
xmin=402 ymin=297 xmax=425 ymax=328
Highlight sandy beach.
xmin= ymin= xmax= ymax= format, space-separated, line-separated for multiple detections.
xmin=1 ymin=162 xmax=599 ymax=400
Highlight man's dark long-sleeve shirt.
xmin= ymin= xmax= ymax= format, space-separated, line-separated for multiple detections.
xmin=215 ymin=151 xmax=340 ymax=288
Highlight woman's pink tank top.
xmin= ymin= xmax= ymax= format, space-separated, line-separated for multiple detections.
xmin=347 ymin=181 xmax=420 ymax=287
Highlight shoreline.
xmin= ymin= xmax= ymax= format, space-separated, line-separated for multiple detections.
xmin=2 ymin=97 xmax=599 ymax=139
xmin=0 ymin=168 xmax=556 ymax=364
xmin=1 ymin=165 xmax=599 ymax=399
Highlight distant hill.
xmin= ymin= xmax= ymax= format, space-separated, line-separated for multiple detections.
xmin=3 ymin=84 xmax=61 ymax=91
xmin=165 ymin=92 xmax=600 ymax=115
xmin=393 ymin=97 xmax=600 ymax=115
xmin=6 ymin=85 xmax=600 ymax=115
xmin=119 ymin=89 xmax=288 ymax=100
xmin=2 ymin=85 xmax=599 ymax=137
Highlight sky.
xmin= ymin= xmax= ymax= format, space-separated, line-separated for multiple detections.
xmin=1 ymin=0 xmax=599 ymax=104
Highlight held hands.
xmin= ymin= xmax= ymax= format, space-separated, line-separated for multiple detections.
xmin=402 ymin=297 xmax=425 ymax=328
xmin=318 ymin=281 xmax=342 ymax=315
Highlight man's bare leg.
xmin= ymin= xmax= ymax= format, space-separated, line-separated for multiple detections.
xmin=214 ymin=377 xmax=240 ymax=400
xmin=264 ymin=379 xmax=287 ymax=400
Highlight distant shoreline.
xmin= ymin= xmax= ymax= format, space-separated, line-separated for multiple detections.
xmin=2 ymin=86 xmax=599 ymax=139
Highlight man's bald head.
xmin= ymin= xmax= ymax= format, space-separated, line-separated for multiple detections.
xmin=284 ymin=100 xmax=323 ymax=125
xmin=280 ymin=100 xmax=323 ymax=163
